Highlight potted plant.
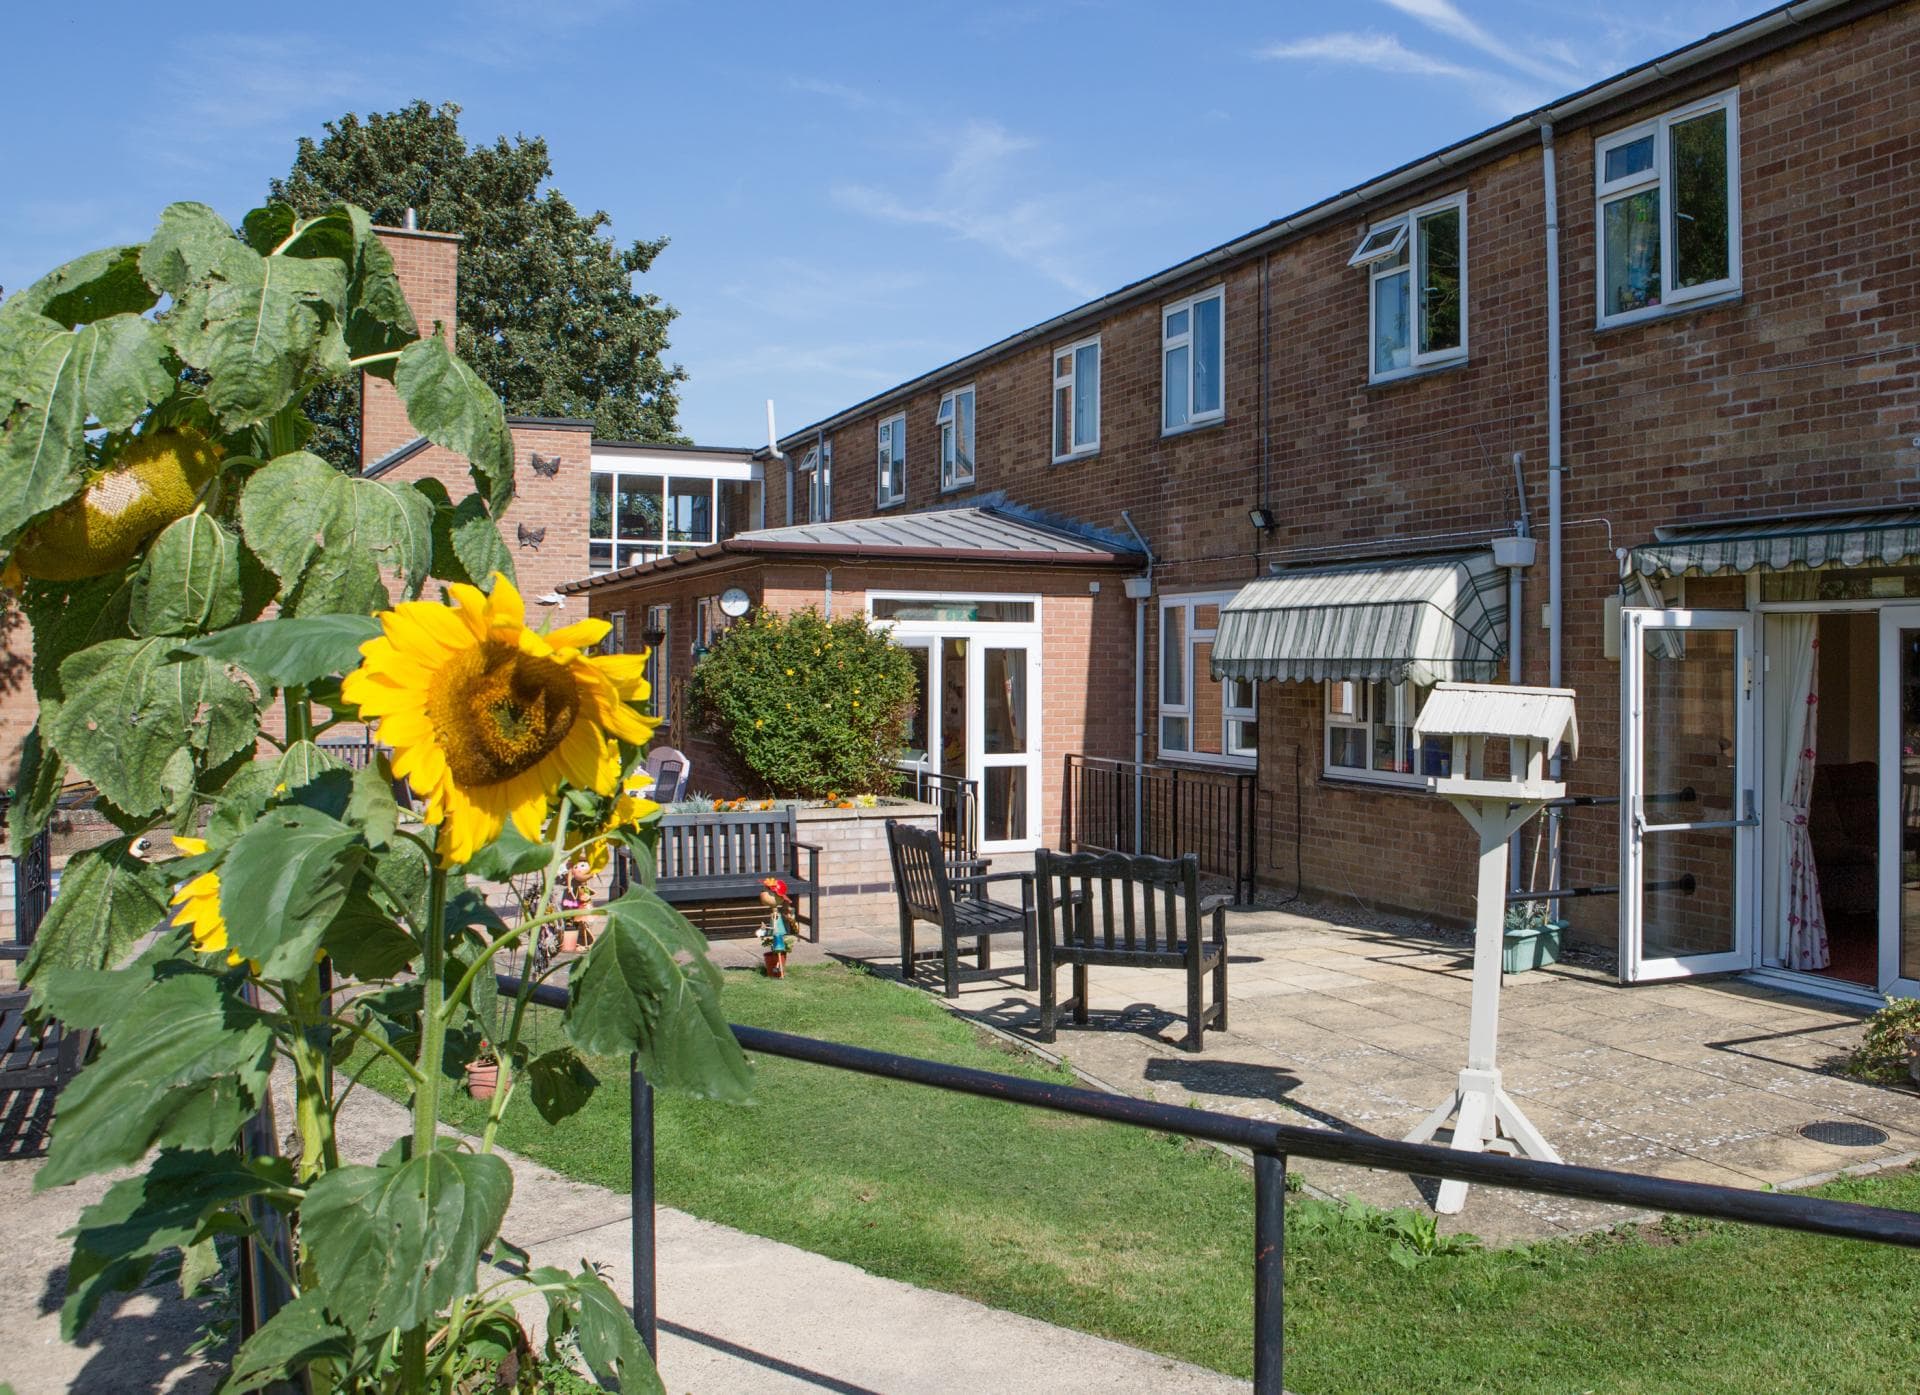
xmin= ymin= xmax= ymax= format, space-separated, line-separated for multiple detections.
xmin=465 ymin=1040 xmax=500 ymax=1100
xmin=1847 ymin=997 xmax=1920 ymax=1086
xmin=1502 ymin=900 xmax=1565 ymax=974
xmin=759 ymin=877 xmax=797 ymax=977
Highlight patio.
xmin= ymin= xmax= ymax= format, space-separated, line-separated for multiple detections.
xmin=738 ymin=900 xmax=1920 ymax=1246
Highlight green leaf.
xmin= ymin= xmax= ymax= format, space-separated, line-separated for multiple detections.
xmin=18 ymin=836 xmax=169 ymax=987
xmin=0 ymin=327 xmax=92 ymax=542
xmin=393 ymin=334 xmax=514 ymax=512
xmin=564 ymin=1264 xmax=664 ymax=1395
xmin=218 ymin=805 xmax=365 ymax=980
xmin=60 ymin=1148 xmax=294 ymax=1338
xmin=130 ymin=510 xmax=243 ymax=637
xmin=239 ymin=451 xmax=431 ymax=614
xmin=48 ymin=637 xmax=260 ymax=817
xmin=7 ymin=727 xmax=66 ymax=848
xmin=152 ymin=209 xmax=352 ymax=430
xmin=565 ymin=889 xmax=752 ymax=1101
xmin=526 ymin=1048 xmax=599 ymax=1124
xmin=239 ymin=204 xmax=295 ymax=255
xmin=336 ymin=204 xmax=417 ymax=371
xmin=301 ymin=1144 xmax=513 ymax=1336
xmin=74 ymin=314 xmax=177 ymax=432
xmin=417 ymin=479 xmax=516 ymax=590
xmin=4 ymin=245 xmax=158 ymax=329
xmin=21 ymin=573 xmax=134 ymax=701
xmin=220 ymin=1291 xmax=354 ymax=1394
xmin=461 ymin=821 xmax=551 ymax=880
xmin=347 ymin=761 xmax=399 ymax=849
xmin=181 ymin=612 xmax=380 ymax=689
xmin=273 ymin=739 xmax=346 ymax=795
xmin=37 ymin=967 xmax=275 ymax=1189
xmin=321 ymin=874 xmax=418 ymax=981
xmin=178 ymin=1235 xmax=221 ymax=1297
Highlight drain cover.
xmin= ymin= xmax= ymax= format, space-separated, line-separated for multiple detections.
xmin=1798 ymin=1120 xmax=1889 ymax=1147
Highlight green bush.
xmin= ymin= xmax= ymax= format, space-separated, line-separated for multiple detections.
xmin=685 ymin=608 xmax=915 ymax=797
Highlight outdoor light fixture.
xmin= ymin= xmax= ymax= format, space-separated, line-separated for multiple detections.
xmin=1248 ymin=505 xmax=1276 ymax=532
xmin=536 ymin=591 xmax=565 ymax=606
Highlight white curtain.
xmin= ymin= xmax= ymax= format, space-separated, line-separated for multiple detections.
xmin=1774 ymin=616 xmax=1830 ymax=971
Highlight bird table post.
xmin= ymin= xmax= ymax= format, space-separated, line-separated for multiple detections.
xmin=1402 ymin=683 xmax=1579 ymax=1214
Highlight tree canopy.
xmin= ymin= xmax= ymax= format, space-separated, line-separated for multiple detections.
xmin=272 ymin=100 xmax=685 ymax=467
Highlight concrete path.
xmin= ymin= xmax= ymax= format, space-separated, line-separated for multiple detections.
xmin=2 ymin=1080 xmax=1245 ymax=1394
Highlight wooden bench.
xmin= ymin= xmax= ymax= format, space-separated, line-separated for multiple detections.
xmin=1034 ymin=849 xmax=1228 ymax=1053
xmin=0 ymin=992 xmax=92 ymax=1157
xmin=886 ymin=819 xmax=1036 ymax=998
xmin=646 ymin=808 xmax=823 ymax=941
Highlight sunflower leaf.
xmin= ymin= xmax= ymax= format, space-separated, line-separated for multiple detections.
xmin=525 ymin=1048 xmax=599 ymax=1125
xmin=222 ymin=1290 xmax=355 ymax=1394
xmin=239 ymin=452 xmax=431 ymax=614
xmin=3 ymin=244 xmax=158 ymax=329
xmin=218 ymin=805 xmax=366 ymax=981
xmin=462 ymin=823 xmax=550 ymax=880
xmin=565 ymin=889 xmax=752 ymax=1102
xmin=180 ymin=613 xmax=381 ymax=689
xmin=392 ymin=334 xmax=514 ymax=513
xmin=131 ymin=510 xmax=244 ymax=638
xmin=17 ymin=835 xmax=170 ymax=988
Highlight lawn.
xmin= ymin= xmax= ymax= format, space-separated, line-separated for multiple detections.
xmin=355 ymin=962 xmax=1920 ymax=1395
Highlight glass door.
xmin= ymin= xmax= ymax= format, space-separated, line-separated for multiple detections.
xmin=897 ymin=638 xmax=934 ymax=780
xmin=1620 ymin=608 xmax=1757 ymax=980
xmin=1879 ymin=606 xmax=1920 ymax=995
xmin=977 ymin=644 xmax=1037 ymax=846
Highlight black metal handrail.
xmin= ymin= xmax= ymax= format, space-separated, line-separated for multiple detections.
xmin=1063 ymin=755 xmax=1255 ymax=903
xmin=494 ymin=972 xmax=1920 ymax=1394
xmin=896 ymin=768 xmax=981 ymax=861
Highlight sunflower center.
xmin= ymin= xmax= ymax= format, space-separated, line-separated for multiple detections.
xmin=427 ymin=642 xmax=581 ymax=786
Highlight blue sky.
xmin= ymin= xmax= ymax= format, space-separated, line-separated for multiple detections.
xmin=1 ymin=0 xmax=1757 ymax=445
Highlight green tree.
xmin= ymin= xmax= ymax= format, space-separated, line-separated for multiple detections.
xmin=272 ymin=101 xmax=686 ymax=467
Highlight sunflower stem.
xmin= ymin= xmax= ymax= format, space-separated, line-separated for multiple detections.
xmin=404 ymin=838 xmax=451 ymax=1391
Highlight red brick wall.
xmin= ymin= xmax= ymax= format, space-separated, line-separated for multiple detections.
xmin=361 ymin=228 xmax=462 ymax=469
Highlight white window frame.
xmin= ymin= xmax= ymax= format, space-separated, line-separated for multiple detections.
xmin=645 ymin=603 xmax=671 ymax=723
xmin=1161 ymin=288 xmax=1225 ymax=435
xmin=937 ymin=384 xmax=976 ymax=491
xmin=604 ymin=609 xmax=627 ymax=657
xmin=876 ymin=413 xmax=906 ymax=507
xmin=1050 ymin=334 xmax=1100 ymax=462
xmin=1322 ymin=680 xmax=1444 ymax=788
xmin=1156 ymin=592 xmax=1255 ymax=769
xmin=1594 ymin=89 xmax=1741 ymax=328
xmin=1351 ymin=191 xmax=1468 ymax=382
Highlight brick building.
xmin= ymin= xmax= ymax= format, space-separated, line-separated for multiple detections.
xmin=579 ymin=0 xmax=1920 ymax=1007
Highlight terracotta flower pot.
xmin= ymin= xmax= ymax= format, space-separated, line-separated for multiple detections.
xmin=763 ymin=950 xmax=788 ymax=978
xmin=559 ymin=928 xmax=581 ymax=954
xmin=465 ymin=1062 xmax=499 ymax=1101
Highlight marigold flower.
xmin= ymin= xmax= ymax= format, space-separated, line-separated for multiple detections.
xmin=341 ymin=574 xmax=658 ymax=865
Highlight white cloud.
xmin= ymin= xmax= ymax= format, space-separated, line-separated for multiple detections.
xmin=1258 ymin=31 xmax=1546 ymax=116
xmin=1377 ymin=0 xmax=1586 ymax=86
xmin=832 ymin=119 xmax=1099 ymax=297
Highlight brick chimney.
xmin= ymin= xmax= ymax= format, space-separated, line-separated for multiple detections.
xmin=361 ymin=226 xmax=463 ymax=469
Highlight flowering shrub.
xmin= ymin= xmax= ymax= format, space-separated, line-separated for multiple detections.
xmin=685 ymin=607 xmax=915 ymax=798
xmin=0 ymin=202 xmax=744 ymax=1393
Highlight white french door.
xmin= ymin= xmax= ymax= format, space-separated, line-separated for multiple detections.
xmin=1619 ymin=608 xmax=1758 ymax=981
xmin=1878 ymin=606 xmax=1920 ymax=996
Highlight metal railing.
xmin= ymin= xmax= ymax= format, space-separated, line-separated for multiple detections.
xmin=1063 ymin=755 xmax=1255 ymax=903
xmin=316 ymin=736 xmax=379 ymax=770
xmin=495 ymin=971 xmax=1920 ymax=1394
xmin=896 ymin=768 xmax=982 ymax=861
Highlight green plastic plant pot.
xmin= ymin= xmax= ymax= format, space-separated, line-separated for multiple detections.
xmin=1501 ymin=919 xmax=1565 ymax=974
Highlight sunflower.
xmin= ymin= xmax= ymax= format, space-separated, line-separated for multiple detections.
xmin=169 ymin=837 xmax=242 ymax=966
xmin=342 ymin=574 xmax=658 ymax=865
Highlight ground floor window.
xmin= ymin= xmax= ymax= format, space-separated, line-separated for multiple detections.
xmin=1323 ymin=680 xmax=1449 ymax=786
xmin=1158 ymin=594 xmax=1256 ymax=765
xmin=603 ymin=609 xmax=627 ymax=657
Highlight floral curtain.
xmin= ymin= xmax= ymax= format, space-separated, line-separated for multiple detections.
xmin=1775 ymin=616 xmax=1830 ymax=971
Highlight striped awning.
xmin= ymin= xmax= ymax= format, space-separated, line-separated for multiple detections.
xmin=1629 ymin=509 xmax=1920 ymax=579
xmin=1211 ymin=550 xmax=1508 ymax=686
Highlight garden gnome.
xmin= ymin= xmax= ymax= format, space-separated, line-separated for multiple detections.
xmin=759 ymin=877 xmax=796 ymax=976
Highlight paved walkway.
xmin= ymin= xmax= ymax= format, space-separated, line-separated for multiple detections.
xmin=2 ymin=1081 xmax=1244 ymax=1394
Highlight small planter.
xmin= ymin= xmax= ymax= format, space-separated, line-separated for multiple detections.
xmin=465 ymin=1062 xmax=499 ymax=1101
xmin=763 ymin=950 xmax=788 ymax=978
xmin=559 ymin=928 xmax=581 ymax=955
xmin=1502 ymin=919 xmax=1565 ymax=974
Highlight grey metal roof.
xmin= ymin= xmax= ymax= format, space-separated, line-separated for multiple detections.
xmin=361 ymin=435 xmax=429 ymax=478
xmin=558 ymin=502 xmax=1144 ymax=594
xmin=1630 ymin=507 xmax=1920 ymax=578
xmin=1211 ymin=550 xmax=1508 ymax=686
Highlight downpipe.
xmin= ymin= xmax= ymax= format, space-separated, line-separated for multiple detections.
xmin=1540 ymin=120 xmax=1567 ymax=895
xmin=1121 ymin=511 xmax=1154 ymax=857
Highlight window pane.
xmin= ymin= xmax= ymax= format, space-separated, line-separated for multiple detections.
xmin=618 ymin=474 xmax=664 ymax=540
xmin=590 ymin=473 xmax=612 ymax=537
xmin=1417 ymin=206 xmax=1462 ymax=355
xmin=985 ymin=766 xmax=1027 ymax=843
xmin=1373 ymin=268 xmax=1411 ymax=375
xmin=1603 ymin=189 xmax=1662 ymax=316
xmin=589 ymin=541 xmax=613 ymax=572
xmin=1230 ymin=718 xmax=1258 ymax=755
xmin=1329 ymin=726 xmax=1366 ymax=769
xmin=1327 ymin=680 xmax=1362 ymax=720
xmin=1229 ymin=678 xmax=1256 ymax=710
xmin=1164 ymin=344 xmax=1190 ymax=428
xmin=1192 ymin=296 xmax=1221 ymax=415
xmin=983 ymin=648 xmax=1027 ymax=755
xmin=872 ymin=598 xmax=1034 ymax=623
xmin=1161 ymin=715 xmax=1190 ymax=752
xmin=1672 ymin=108 xmax=1730 ymax=289
xmin=1054 ymin=383 xmax=1073 ymax=457
xmin=1074 ymin=342 xmax=1099 ymax=446
xmin=1372 ymin=682 xmax=1410 ymax=774
xmin=1604 ymin=134 xmax=1655 ymax=183
xmin=1161 ymin=606 xmax=1186 ymax=706
xmin=954 ymin=392 xmax=974 ymax=477
xmin=666 ymin=479 xmax=711 ymax=543
xmin=1192 ymin=639 xmax=1223 ymax=755
xmin=1165 ymin=307 xmax=1189 ymax=339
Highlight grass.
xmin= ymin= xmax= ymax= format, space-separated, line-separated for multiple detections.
xmin=356 ymin=962 xmax=1920 ymax=1395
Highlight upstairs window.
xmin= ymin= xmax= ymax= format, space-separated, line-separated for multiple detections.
xmin=1349 ymin=192 xmax=1466 ymax=380
xmin=1595 ymin=90 xmax=1739 ymax=325
xmin=795 ymin=443 xmax=831 ymax=523
xmin=1051 ymin=336 xmax=1100 ymax=461
xmin=1162 ymin=288 xmax=1224 ymax=432
xmin=938 ymin=385 xmax=976 ymax=490
xmin=877 ymin=413 xmax=906 ymax=506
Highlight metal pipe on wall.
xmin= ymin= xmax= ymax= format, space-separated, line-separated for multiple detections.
xmin=1540 ymin=121 xmax=1567 ymax=894
xmin=1121 ymin=511 xmax=1155 ymax=857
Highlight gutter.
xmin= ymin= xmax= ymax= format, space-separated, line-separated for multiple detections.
xmin=773 ymin=0 xmax=1873 ymax=450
